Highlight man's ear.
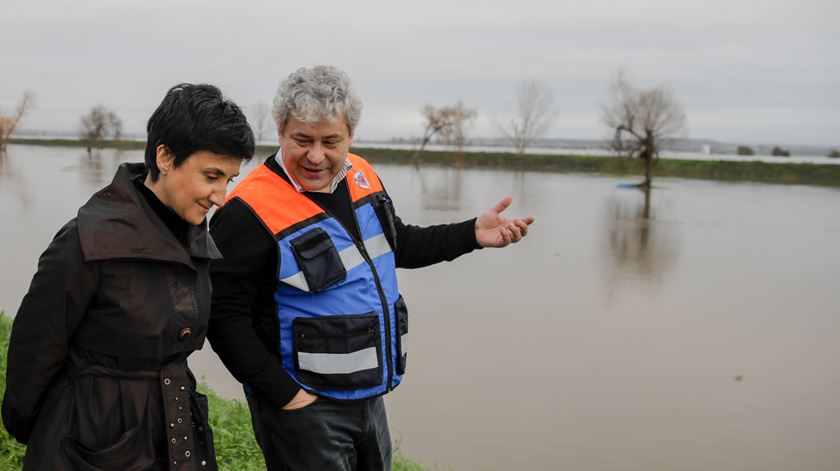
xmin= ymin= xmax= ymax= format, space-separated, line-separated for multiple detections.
xmin=276 ymin=120 xmax=285 ymax=145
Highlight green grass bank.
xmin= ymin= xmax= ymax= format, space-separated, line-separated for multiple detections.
xmin=0 ymin=312 xmax=426 ymax=470
xmin=352 ymin=147 xmax=840 ymax=188
xmin=9 ymin=137 xmax=840 ymax=188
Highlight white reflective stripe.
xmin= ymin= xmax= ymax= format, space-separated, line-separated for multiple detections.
xmin=338 ymin=243 xmax=365 ymax=273
xmin=400 ymin=333 xmax=407 ymax=353
xmin=298 ymin=347 xmax=379 ymax=375
xmin=281 ymin=272 xmax=309 ymax=291
xmin=363 ymin=233 xmax=392 ymax=260
xmin=281 ymin=233 xmax=393 ymax=292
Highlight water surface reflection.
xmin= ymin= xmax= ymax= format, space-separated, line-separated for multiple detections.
xmin=602 ymin=188 xmax=681 ymax=298
xmin=1 ymin=145 xmax=839 ymax=471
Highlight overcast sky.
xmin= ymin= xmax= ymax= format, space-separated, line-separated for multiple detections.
xmin=2 ymin=0 xmax=838 ymax=146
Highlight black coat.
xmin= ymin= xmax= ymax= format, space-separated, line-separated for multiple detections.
xmin=2 ymin=163 xmax=221 ymax=470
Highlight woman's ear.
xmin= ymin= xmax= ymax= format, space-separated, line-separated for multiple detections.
xmin=155 ymin=144 xmax=175 ymax=176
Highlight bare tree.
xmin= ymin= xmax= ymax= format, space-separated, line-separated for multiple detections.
xmin=413 ymin=102 xmax=476 ymax=160
xmin=602 ymin=70 xmax=687 ymax=189
xmin=0 ymin=91 xmax=36 ymax=153
xmin=80 ymin=106 xmax=123 ymax=154
xmin=250 ymin=102 xmax=271 ymax=144
xmin=501 ymin=80 xmax=555 ymax=156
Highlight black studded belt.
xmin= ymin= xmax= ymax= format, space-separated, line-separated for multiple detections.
xmin=67 ymin=361 xmax=216 ymax=470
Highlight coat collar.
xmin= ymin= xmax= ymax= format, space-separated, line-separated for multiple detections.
xmin=77 ymin=162 xmax=222 ymax=267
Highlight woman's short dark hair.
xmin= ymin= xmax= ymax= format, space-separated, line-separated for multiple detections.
xmin=145 ymin=83 xmax=255 ymax=182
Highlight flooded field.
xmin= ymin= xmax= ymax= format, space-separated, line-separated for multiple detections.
xmin=1 ymin=145 xmax=839 ymax=470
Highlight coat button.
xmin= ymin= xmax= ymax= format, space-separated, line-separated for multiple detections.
xmin=178 ymin=328 xmax=193 ymax=341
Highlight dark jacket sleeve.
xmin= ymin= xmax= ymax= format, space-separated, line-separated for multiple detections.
xmin=2 ymin=220 xmax=98 ymax=443
xmin=207 ymin=199 xmax=300 ymax=410
xmin=381 ymin=183 xmax=481 ymax=268
xmin=393 ymin=215 xmax=481 ymax=268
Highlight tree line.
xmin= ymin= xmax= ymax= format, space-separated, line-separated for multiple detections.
xmin=413 ymin=69 xmax=687 ymax=189
xmin=3 ymin=72 xmax=838 ymax=179
xmin=0 ymin=93 xmax=123 ymax=156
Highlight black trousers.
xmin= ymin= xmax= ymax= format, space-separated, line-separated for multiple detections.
xmin=247 ymin=394 xmax=392 ymax=471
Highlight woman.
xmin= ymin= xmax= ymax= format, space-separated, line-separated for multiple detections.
xmin=1 ymin=83 xmax=254 ymax=470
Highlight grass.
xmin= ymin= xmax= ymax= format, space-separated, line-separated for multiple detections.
xmin=0 ymin=314 xmax=26 ymax=470
xmin=8 ymin=137 xmax=840 ymax=188
xmin=0 ymin=312 xmax=426 ymax=470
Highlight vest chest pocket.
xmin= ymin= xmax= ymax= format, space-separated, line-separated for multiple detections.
xmin=293 ymin=313 xmax=383 ymax=390
xmin=373 ymin=194 xmax=398 ymax=252
xmin=289 ymin=228 xmax=347 ymax=292
xmin=394 ymin=296 xmax=408 ymax=374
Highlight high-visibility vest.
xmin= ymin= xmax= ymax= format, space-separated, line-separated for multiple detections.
xmin=228 ymin=154 xmax=407 ymax=400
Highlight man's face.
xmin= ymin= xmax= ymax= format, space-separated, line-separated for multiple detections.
xmin=279 ymin=114 xmax=353 ymax=192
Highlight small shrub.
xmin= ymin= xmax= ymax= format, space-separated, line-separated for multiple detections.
xmin=771 ymin=146 xmax=791 ymax=157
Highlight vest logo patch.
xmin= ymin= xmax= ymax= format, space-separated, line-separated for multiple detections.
xmin=354 ymin=170 xmax=371 ymax=189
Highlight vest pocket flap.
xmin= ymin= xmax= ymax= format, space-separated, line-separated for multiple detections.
xmin=293 ymin=313 xmax=383 ymax=390
xmin=289 ymin=228 xmax=346 ymax=292
xmin=290 ymin=227 xmax=335 ymax=259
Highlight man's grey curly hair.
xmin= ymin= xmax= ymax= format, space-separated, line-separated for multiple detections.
xmin=272 ymin=65 xmax=363 ymax=135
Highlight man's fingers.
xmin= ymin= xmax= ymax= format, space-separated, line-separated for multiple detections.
xmin=505 ymin=223 xmax=523 ymax=243
xmin=490 ymin=195 xmax=513 ymax=215
xmin=500 ymin=225 xmax=513 ymax=246
xmin=514 ymin=219 xmax=529 ymax=238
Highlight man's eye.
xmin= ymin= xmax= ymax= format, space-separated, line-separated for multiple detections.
xmin=294 ymin=138 xmax=312 ymax=146
xmin=206 ymin=175 xmax=219 ymax=182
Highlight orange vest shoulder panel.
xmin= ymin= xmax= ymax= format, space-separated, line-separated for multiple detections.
xmin=227 ymin=153 xmax=383 ymax=235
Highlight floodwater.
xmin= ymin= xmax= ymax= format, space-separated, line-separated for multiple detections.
xmin=1 ymin=144 xmax=839 ymax=470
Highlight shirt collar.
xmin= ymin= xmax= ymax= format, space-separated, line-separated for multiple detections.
xmin=274 ymin=151 xmax=353 ymax=194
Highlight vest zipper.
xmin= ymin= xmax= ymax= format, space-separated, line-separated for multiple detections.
xmin=356 ymin=241 xmax=394 ymax=391
xmin=306 ymin=192 xmax=395 ymax=392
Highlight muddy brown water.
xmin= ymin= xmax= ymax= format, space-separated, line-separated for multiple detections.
xmin=1 ymin=145 xmax=839 ymax=470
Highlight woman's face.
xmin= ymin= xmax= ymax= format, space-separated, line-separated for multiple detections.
xmin=153 ymin=148 xmax=242 ymax=224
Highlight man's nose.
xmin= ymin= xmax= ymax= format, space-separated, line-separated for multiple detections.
xmin=306 ymin=142 xmax=326 ymax=164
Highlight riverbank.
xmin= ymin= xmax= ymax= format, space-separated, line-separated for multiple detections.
xmin=355 ymin=147 xmax=840 ymax=188
xmin=8 ymin=137 xmax=840 ymax=187
xmin=0 ymin=313 xmax=425 ymax=470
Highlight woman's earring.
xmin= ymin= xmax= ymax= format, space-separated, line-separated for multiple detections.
xmin=161 ymin=170 xmax=168 ymax=176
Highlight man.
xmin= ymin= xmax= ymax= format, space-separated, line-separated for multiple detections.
xmin=208 ymin=65 xmax=534 ymax=470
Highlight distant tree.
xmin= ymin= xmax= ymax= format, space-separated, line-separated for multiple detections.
xmin=828 ymin=149 xmax=840 ymax=158
xmin=413 ymin=102 xmax=476 ymax=160
xmin=736 ymin=146 xmax=755 ymax=156
xmin=80 ymin=106 xmax=123 ymax=154
xmin=771 ymin=146 xmax=790 ymax=157
xmin=0 ymin=90 xmax=35 ymax=153
xmin=250 ymin=102 xmax=271 ymax=144
xmin=500 ymin=80 xmax=555 ymax=156
xmin=602 ymin=69 xmax=687 ymax=189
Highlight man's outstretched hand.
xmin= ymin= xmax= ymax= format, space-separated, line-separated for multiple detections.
xmin=475 ymin=196 xmax=535 ymax=248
